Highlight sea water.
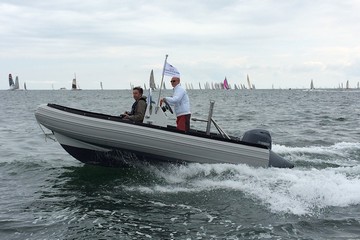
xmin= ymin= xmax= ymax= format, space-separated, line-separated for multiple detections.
xmin=0 ymin=89 xmax=359 ymax=239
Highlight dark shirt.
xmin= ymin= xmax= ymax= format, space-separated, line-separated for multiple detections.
xmin=128 ymin=96 xmax=147 ymax=122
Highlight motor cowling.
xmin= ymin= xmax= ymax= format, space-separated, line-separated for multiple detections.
xmin=241 ymin=129 xmax=272 ymax=149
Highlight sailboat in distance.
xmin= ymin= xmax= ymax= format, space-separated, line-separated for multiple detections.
xmin=100 ymin=81 xmax=103 ymax=90
xmin=8 ymin=74 xmax=15 ymax=90
xmin=223 ymin=77 xmax=230 ymax=90
xmin=149 ymin=69 xmax=156 ymax=90
xmin=14 ymin=76 xmax=20 ymax=89
xmin=310 ymin=79 xmax=315 ymax=90
xmin=247 ymin=74 xmax=252 ymax=90
xmin=8 ymin=74 xmax=20 ymax=90
xmin=72 ymin=74 xmax=77 ymax=90
xmin=71 ymin=73 xmax=81 ymax=90
xmin=345 ymin=80 xmax=350 ymax=90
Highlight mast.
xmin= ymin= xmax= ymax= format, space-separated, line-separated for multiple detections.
xmin=156 ymin=54 xmax=168 ymax=109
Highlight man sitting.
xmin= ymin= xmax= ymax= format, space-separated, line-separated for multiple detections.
xmin=122 ymin=86 xmax=147 ymax=123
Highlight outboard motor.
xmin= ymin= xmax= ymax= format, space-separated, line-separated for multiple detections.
xmin=241 ymin=129 xmax=272 ymax=149
xmin=242 ymin=129 xmax=294 ymax=168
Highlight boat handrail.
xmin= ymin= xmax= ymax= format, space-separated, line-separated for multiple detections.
xmin=191 ymin=100 xmax=231 ymax=140
xmin=206 ymin=100 xmax=215 ymax=135
xmin=211 ymin=117 xmax=231 ymax=140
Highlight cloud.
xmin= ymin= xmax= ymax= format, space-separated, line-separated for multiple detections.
xmin=1 ymin=0 xmax=360 ymax=89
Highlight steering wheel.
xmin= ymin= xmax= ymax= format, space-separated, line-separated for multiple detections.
xmin=163 ymin=99 xmax=174 ymax=114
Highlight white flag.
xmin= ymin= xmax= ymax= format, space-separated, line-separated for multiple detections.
xmin=164 ymin=62 xmax=180 ymax=77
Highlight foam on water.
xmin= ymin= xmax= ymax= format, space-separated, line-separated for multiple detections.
xmin=126 ymin=163 xmax=360 ymax=216
xmin=273 ymin=141 xmax=360 ymax=156
xmin=273 ymin=141 xmax=360 ymax=166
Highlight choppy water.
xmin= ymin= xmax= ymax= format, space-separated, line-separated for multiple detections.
xmin=1 ymin=89 xmax=360 ymax=239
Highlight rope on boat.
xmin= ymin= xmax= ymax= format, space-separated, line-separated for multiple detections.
xmin=38 ymin=123 xmax=56 ymax=142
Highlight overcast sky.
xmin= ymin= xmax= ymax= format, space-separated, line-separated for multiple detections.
xmin=1 ymin=0 xmax=360 ymax=90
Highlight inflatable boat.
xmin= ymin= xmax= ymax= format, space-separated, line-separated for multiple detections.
xmin=35 ymin=101 xmax=294 ymax=168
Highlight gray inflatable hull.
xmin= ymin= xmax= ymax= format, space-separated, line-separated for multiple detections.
xmin=35 ymin=104 xmax=294 ymax=169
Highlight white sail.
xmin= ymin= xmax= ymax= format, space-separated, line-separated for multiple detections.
xmin=14 ymin=76 xmax=20 ymax=89
xmin=247 ymin=74 xmax=252 ymax=90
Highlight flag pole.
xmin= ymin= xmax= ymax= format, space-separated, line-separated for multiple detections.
xmin=156 ymin=54 xmax=168 ymax=109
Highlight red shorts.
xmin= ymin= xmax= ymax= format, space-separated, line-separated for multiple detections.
xmin=176 ymin=114 xmax=191 ymax=132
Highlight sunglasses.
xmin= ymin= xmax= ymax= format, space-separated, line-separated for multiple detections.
xmin=170 ymin=80 xmax=176 ymax=83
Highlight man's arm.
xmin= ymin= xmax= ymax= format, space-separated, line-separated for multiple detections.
xmin=164 ymin=87 xmax=184 ymax=105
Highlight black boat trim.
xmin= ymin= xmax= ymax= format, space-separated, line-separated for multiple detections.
xmin=61 ymin=144 xmax=187 ymax=168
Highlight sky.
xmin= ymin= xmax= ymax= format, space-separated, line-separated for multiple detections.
xmin=1 ymin=0 xmax=360 ymax=90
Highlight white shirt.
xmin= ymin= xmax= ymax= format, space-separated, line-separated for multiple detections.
xmin=164 ymin=84 xmax=191 ymax=117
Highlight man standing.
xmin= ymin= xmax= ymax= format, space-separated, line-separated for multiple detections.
xmin=160 ymin=77 xmax=191 ymax=131
xmin=123 ymin=86 xmax=147 ymax=123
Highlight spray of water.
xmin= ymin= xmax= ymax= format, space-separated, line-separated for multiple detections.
xmin=124 ymin=142 xmax=360 ymax=215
